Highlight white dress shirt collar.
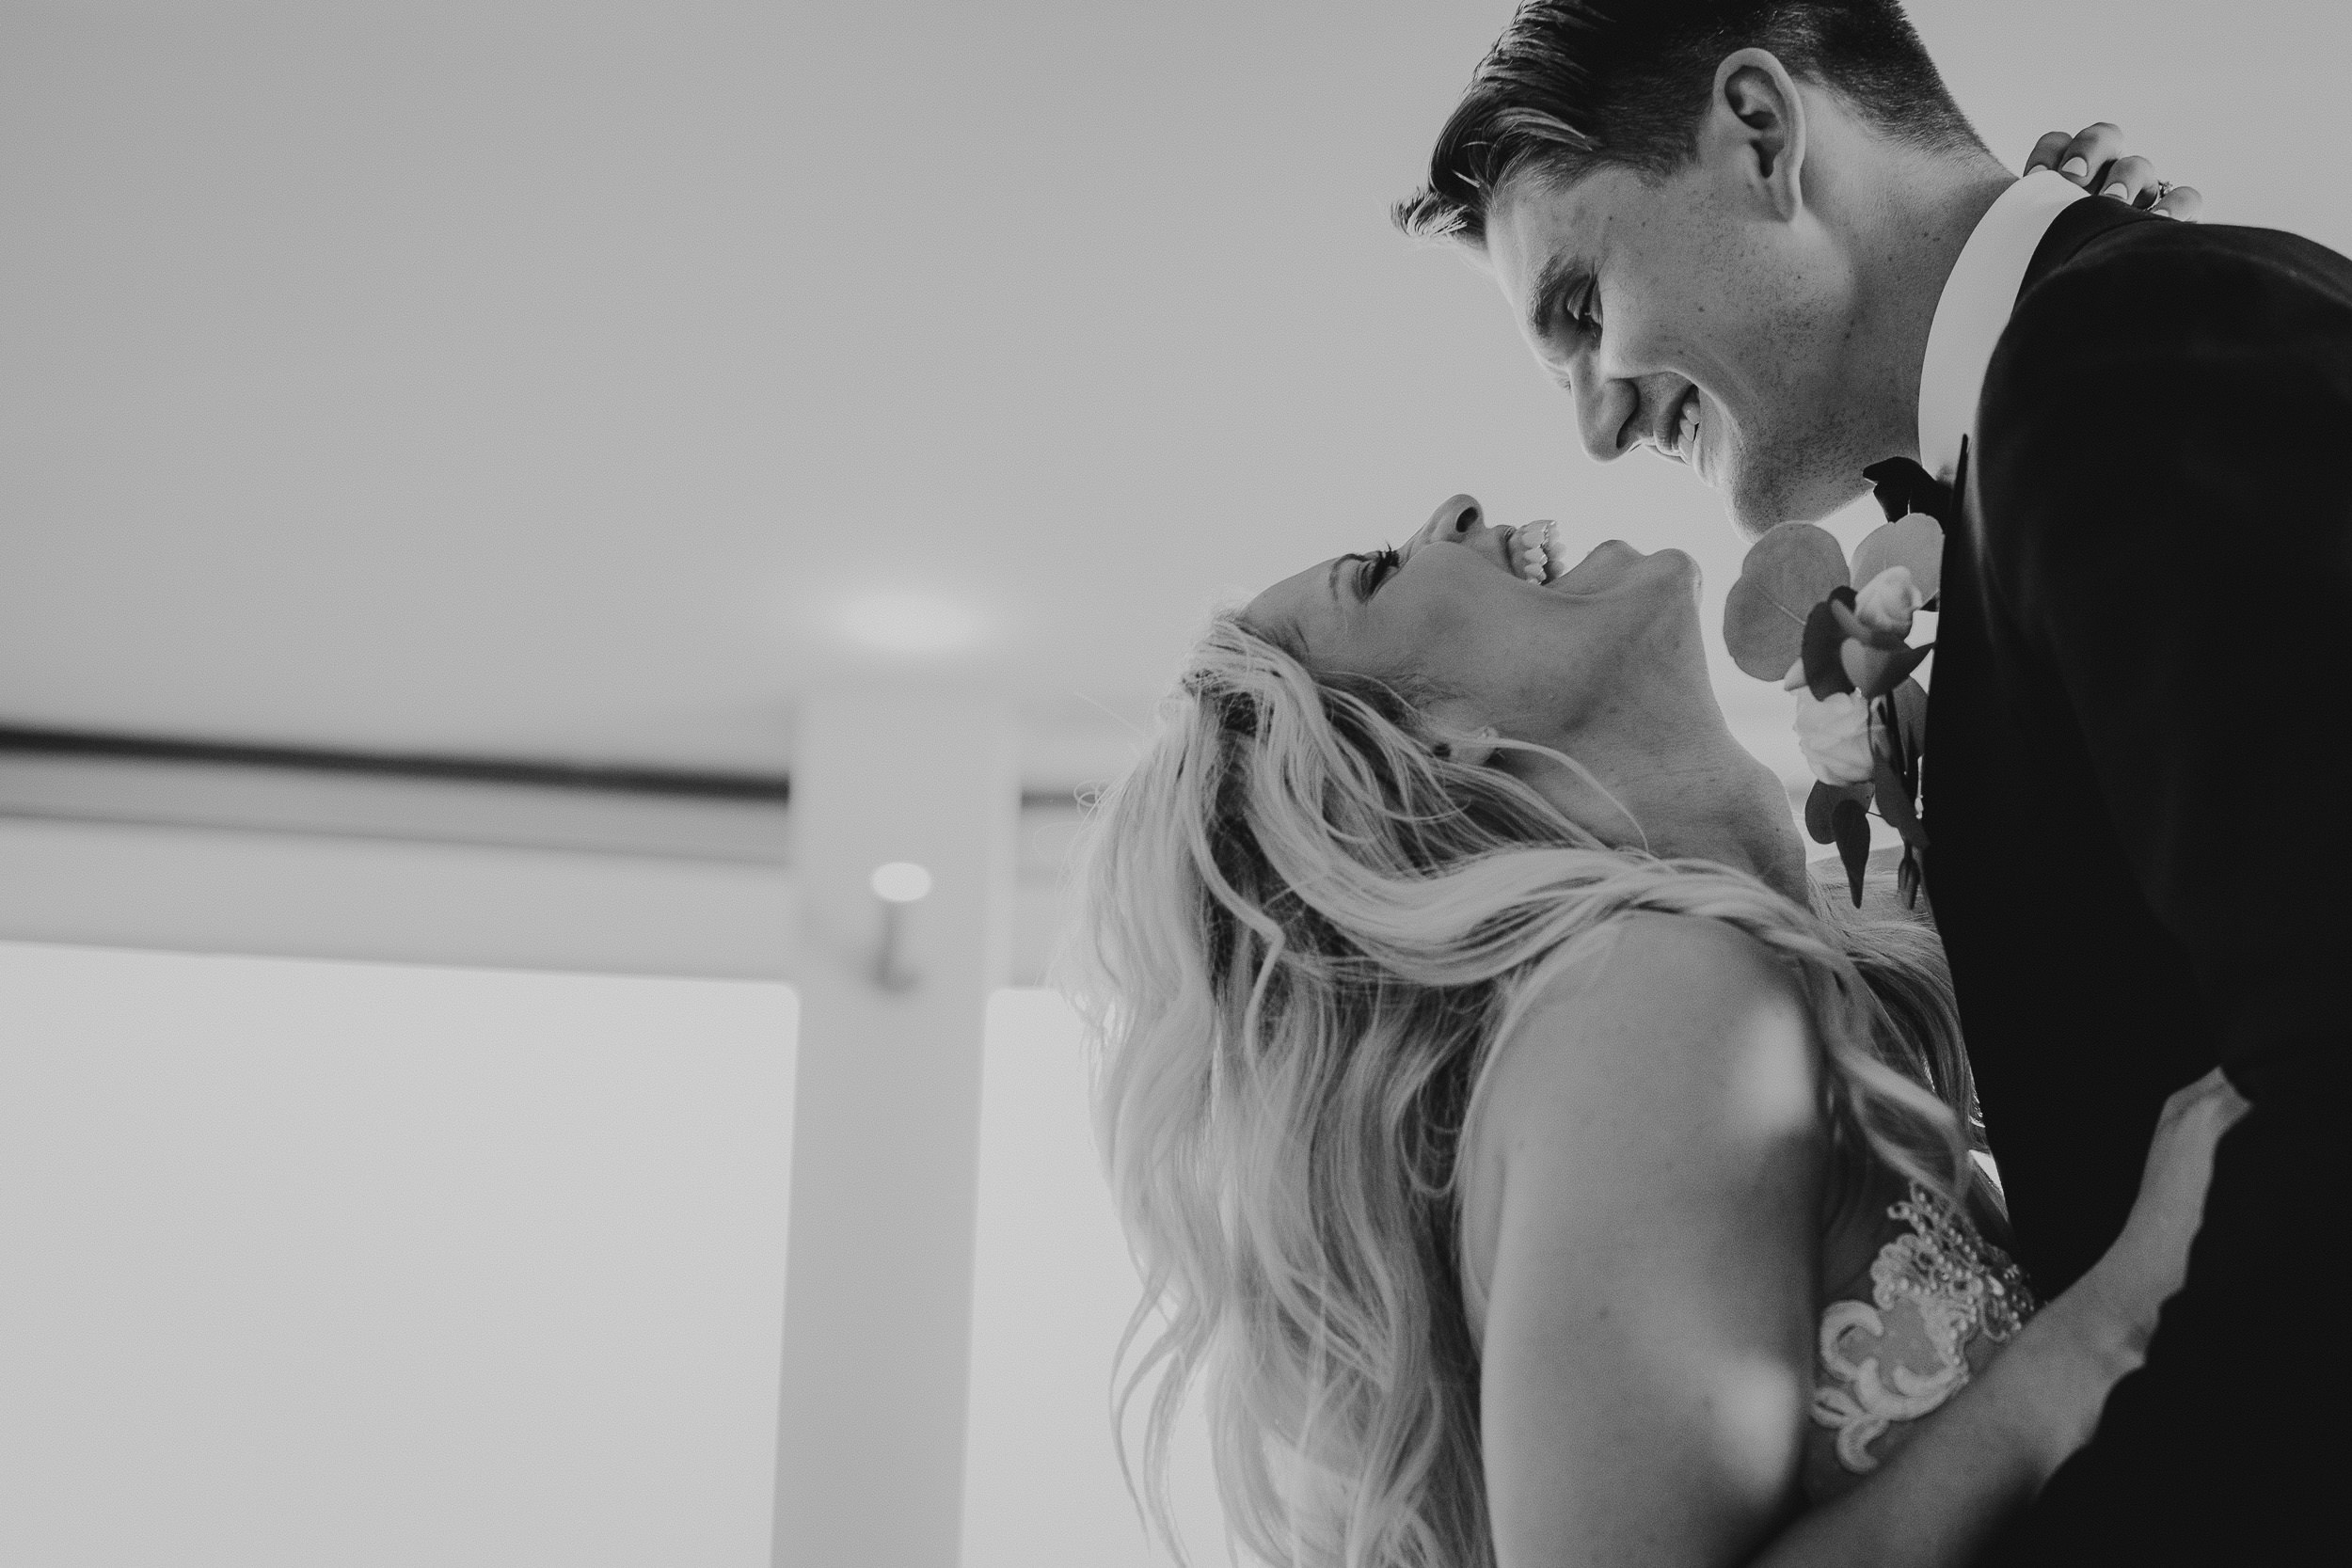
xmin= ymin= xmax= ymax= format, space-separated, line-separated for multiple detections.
xmin=1915 ymin=170 xmax=2089 ymax=483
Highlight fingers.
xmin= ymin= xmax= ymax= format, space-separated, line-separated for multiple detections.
xmin=2022 ymin=122 xmax=2199 ymax=221
xmin=2100 ymin=156 xmax=2201 ymax=222
xmin=2162 ymin=1066 xmax=2254 ymax=1134
xmin=2023 ymin=130 xmax=2076 ymax=177
xmin=2025 ymin=121 xmax=2125 ymax=183
xmin=2163 ymin=1065 xmax=2229 ymax=1105
xmin=2199 ymin=1068 xmax=2253 ymax=1131
xmin=2150 ymin=182 xmax=2203 ymax=223
xmin=2094 ymin=153 xmax=2158 ymax=206
xmin=2087 ymin=154 xmax=2200 ymax=222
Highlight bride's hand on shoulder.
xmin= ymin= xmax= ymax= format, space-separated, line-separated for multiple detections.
xmin=2074 ymin=1067 xmax=2251 ymax=1354
xmin=2024 ymin=122 xmax=2203 ymax=221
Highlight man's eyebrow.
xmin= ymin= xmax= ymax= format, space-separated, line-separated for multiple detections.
xmin=1523 ymin=253 xmax=1581 ymax=342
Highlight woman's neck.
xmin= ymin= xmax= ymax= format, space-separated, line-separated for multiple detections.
xmin=1506 ymin=722 xmax=1808 ymax=904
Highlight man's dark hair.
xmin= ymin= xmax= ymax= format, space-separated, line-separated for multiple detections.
xmin=1396 ymin=1 xmax=1982 ymax=246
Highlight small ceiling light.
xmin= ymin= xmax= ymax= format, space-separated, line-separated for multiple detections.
xmin=834 ymin=590 xmax=985 ymax=657
xmin=870 ymin=862 xmax=933 ymax=903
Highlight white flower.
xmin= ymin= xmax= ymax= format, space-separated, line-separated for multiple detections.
xmin=1794 ymin=688 xmax=1881 ymax=784
xmin=1852 ymin=566 xmax=1926 ymax=639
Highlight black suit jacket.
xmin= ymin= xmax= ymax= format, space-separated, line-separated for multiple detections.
xmin=1929 ymin=196 xmax=2352 ymax=1560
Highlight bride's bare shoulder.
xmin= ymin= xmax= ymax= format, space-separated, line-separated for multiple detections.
xmin=1455 ymin=910 xmax=1828 ymax=1344
xmin=1501 ymin=911 xmax=1810 ymax=1074
xmin=1466 ymin=910 xmax=1820 ymax=1184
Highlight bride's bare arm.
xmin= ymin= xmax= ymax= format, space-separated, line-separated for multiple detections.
xmin=1471 ymin=916 xmax=2245 ymax=1568
xmin=1470 ymin=912 xmax=1827 ymax=1567
xmin=1735 ymin=1294 xmax=2122 ymax=1565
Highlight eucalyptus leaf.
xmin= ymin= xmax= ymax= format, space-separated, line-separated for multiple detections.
xmin=1804 ymin=781 xmax=1836 ymax=845
xmin=1851 ymin=512 xmax=1945 ymax=601
xmin=1833 ymin=798 xmax=1872 ymax=907
xmin=1804 ymin=595 xmax=1856 ymax=700
xmin=1723 ymin=523 xmax=1850 ymax=680
xmin=1805 ymin=779 xmax=1872 ymax=846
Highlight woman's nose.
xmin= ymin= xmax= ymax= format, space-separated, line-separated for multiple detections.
xmin=1424 ymin=494 xmax=1484 ymax=540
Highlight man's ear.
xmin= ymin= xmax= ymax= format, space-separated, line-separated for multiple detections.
xmin=1699 ymin=47 xmax=1808 ymax=222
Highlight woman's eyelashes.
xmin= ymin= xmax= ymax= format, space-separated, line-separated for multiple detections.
xmin=1356 ymin=547 xmax=1403 ymax=599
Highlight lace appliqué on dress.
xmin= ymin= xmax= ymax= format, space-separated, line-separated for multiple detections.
xmin=1810 ymin=1182 xmax=2038 ymax=1475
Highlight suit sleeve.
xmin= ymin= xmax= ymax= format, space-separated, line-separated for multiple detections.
xmin=1972 ymin=232 xmax=2352 ymax=1561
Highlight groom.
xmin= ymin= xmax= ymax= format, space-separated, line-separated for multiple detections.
xmin=1396 ymin=2 xmax=2345 ymax=1560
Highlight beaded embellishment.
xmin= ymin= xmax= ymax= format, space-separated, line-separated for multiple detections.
xmin=1810 ymin=1182 xmax=2038 ymax=1474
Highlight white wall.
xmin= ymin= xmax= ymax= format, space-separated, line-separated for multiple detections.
xmin=0 ymin=942 xmax=797 ymax=1568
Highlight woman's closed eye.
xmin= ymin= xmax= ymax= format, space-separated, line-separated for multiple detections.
xmin=1356 ymin=547 xmax=1403 ymax=599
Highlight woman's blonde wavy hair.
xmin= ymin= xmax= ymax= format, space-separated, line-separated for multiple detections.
xmin=1063 ymin=613 xmax=1999 ymax=1568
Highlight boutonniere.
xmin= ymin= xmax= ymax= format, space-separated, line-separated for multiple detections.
xmin=1724 ymin=463 xmax=1948 ymax=908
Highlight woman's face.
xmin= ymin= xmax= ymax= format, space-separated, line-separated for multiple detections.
xmin=1243 ymin=495 xmax=1716 ymax=752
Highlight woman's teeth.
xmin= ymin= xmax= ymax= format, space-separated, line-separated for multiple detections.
xmin=1517 ymin=519 xmax=1560 ymax=584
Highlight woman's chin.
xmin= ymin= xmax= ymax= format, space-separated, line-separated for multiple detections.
xmin=1654 ymin=546 xmax=1704 ymax=601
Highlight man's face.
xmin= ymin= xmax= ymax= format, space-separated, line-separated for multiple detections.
xmin=1485 ymin=165 xmax=1877 ymax=536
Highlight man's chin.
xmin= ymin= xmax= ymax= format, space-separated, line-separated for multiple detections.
xmin=1723 ymin=460 xmax=1875 ymax=541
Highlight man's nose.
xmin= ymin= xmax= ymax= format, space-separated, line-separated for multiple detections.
xmin=1576 ymin=374 xmax=1640 ymax=463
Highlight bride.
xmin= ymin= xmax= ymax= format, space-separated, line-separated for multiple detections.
xmin=1067 ymin=488 xmax=2242 ymax=1567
